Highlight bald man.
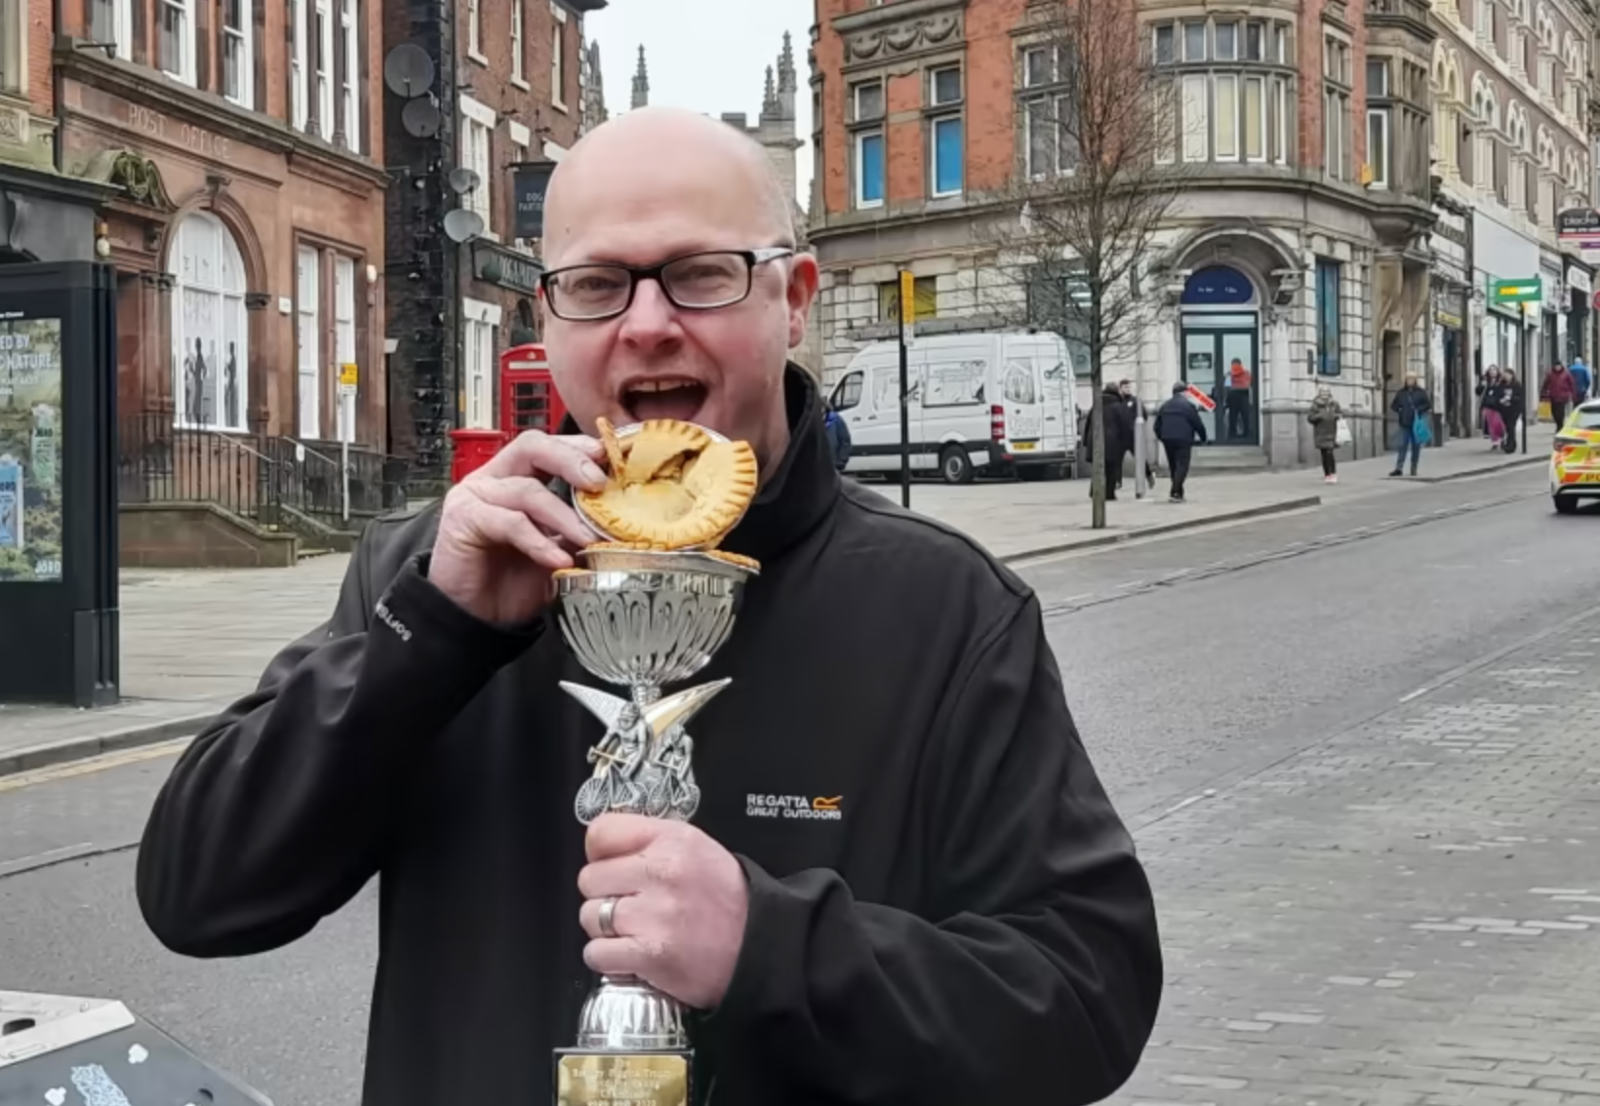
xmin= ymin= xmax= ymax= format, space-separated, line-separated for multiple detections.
xmin=136 ymin=106 xmax=1162 ymax=1106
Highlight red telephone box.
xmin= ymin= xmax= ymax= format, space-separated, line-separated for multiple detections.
xmin=448 ymin=344 xmax=570 ymax=484
xmin=500 ymin=343 xmax=568 ymax=437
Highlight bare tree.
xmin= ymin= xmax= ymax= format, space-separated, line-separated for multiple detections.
xmin=976 ymin=0 xmax=1195 ymax=528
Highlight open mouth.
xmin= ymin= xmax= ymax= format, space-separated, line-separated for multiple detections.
xmin=622 ymin=378 xmax=709 ymax=424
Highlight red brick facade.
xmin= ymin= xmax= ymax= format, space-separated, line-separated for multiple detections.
xmin=54 ymin=0 xmax=391 ymax=448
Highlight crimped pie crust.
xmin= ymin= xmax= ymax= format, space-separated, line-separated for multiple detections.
xmin=577 ymin=417 xmax=759 ymax=550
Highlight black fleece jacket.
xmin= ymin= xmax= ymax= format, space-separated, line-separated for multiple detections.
xmin=135 ymin=366 xmax=1163 ymax=1106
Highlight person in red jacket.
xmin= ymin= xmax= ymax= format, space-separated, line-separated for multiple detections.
xmin=1543 ymin=362 xmax=1579 ymax=428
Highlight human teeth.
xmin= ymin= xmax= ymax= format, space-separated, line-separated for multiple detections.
xmin=630 ymin=380 xmax=697 ymax=393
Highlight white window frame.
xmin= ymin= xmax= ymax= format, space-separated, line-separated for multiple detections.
xmin=0 ymin=0 xmax=26 ymax=95
xmin=511 ymin=0 xmax=526 ymax=85
xmin=297 ymin=245 xmax=322 ymax=440
xmin=219 ymin=0 xmax=253 ymax=109
xmin=1181 ymin=73 xmax=1208 ymax=162
xmin=854 ymin=131 xmax=884 ymax=208
xmin=468 ymin=0 xmax=484 ymax=62
xmin=84 ymin=0 xmax=134 ymax=76
xmin=462 ymin=297 xmax=503 ymax=430
xmin=460 ymin=95 xmax=497 ymax=237
xmin=340 ymin=0 xmax=359 ymax=151
xmin=170 ymin=212 xmax=250 ymax=433
xmin=929 ymin=115 xmax=963 ymax=197
xmin=314 ymin=0 xmax=335 ymax=137
xmin=158 ymin=0 xmax=196 ymax=86
xmin=290 ymin=0 xmax=308 ymax=131
xmin=1366 ymin=107 xmax=1390 ymax=188
xmin=552 ymin=20 xmax=567 ymax=108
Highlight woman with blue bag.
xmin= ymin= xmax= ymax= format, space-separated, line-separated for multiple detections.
xmin=1389 ymin=373 xmax=1433 ymax=478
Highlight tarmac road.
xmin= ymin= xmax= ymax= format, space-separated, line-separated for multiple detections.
xmin=0 ymin=464 xmax=1593 ymax=1105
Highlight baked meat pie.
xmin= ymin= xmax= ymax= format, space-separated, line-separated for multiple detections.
xmin=577 ymin=417 xmax=759 ymax=550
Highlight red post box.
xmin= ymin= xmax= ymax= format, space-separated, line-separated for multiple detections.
xmin=500 ymin=343 xmax=569 ymax=438
xmin=448 ymin=428 xmax=510 ymax=484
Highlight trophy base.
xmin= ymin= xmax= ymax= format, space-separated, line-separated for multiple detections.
xmin=553 ymin=1047 xmax=692 ymax=1106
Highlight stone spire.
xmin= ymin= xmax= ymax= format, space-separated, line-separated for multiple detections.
xmin=631 ymin=45 xmax=649 ymax=110
xmin=777 ymin=32 xmax=797 ymax=119
xmin=763 ymin=64 xmax=779 ymax=117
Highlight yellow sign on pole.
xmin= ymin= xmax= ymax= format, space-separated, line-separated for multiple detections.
xmin=899 ymin=270 xmax=917 ymax=326
xmin=339 ymin=362 xmax=359 ymax=390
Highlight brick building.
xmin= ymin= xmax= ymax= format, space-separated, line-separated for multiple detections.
xmin=382 ymin=0 xmax=603 ymax=495
xmin=807 ymin=0 xmax=1441 ymax=468
xmin=43 ymin=0 xmax=398 ymax=565
xmin=0 ymin=1 xmax=117 ymax=262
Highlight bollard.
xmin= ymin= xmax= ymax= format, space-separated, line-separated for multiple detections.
xmin=1134 ymin=404 xmax=1149 ymax=500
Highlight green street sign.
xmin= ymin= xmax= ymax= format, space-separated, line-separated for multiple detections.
xmin=1489 ymin=276 xmax=1542 ymax=304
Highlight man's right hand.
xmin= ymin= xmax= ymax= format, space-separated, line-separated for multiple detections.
xmin=428 ymin=431 xmax=610 ymax=626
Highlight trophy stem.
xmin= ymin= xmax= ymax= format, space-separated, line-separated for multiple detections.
xmin=632 ymin=685 xmax=662 ymax=708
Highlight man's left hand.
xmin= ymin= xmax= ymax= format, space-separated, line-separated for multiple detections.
xmin=578 ymin=813 xmax=749 ymax=1010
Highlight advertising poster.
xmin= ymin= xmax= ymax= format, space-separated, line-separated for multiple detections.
xmin=0 ymin=314 xmax=64 ymax=582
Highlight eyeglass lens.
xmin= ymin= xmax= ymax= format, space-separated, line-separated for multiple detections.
xmin=549 ymin=252 xmax=752 ymax=317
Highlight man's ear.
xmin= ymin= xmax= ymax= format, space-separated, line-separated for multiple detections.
xmin=785 ymin=252 xmax=820 ymax=352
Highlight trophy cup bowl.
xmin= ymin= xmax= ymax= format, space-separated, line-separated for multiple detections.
xmin=555 ymin=548 xmax=751 ymax=692
xmin=551 ymin=540 xmax=758 ymax=1106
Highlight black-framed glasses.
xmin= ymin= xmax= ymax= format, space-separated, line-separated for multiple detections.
xmin=540 ymin=247 xmax=795 ymax=321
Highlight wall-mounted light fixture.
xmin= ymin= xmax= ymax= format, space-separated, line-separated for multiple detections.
xmin=94 ymin=219 xmax=111 ymax=259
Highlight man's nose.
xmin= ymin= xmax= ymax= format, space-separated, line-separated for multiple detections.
xmin=618 ymin=278 xmax=681 ymax=346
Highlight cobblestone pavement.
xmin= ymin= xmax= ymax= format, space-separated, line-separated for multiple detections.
xmin=1111 ymin=607 xmax=1600 ymax=1106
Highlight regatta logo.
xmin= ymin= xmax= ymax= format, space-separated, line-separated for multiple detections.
xmin=375 ymin=600 xmax=413 ymax=643
xmin=746 ymin=794 xmax=843 ymax=821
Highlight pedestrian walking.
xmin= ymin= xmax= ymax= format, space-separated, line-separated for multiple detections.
xmin=1570 ymin=358 xmax=1592 ymax=402
xmin=1500 ymin=370 xmax=1526 ymax=452
xmin=822 ymin=400 xmax=852 ymax=472
xmin=1390 ymin=373 xmax=1433 ymax=477
xmin=1306 ymin=385 xmax=1344 ymax=483
xmin=1542 ymin=362 xmax=1578 ymax=429
xmin=1477 ymin=367 xmax=1507 ymax=449
xmin=1153 ymin=381 xmax=1207 ymax=501
xmin=1083 ymin=382 xmax=1136 ymax=499
xmin=133 ymin=104 xmax=1160 ymax=1106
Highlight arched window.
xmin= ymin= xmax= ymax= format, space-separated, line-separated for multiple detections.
xmin=169 ymin=212 xmax=249 ymax=432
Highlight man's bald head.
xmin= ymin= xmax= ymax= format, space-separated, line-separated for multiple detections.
xmin=543 ymin=106 xmax=795 ymax=265
xmin=536 ymin=103 xmax=820 ymax=482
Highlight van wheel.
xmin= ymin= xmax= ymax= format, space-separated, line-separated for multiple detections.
xmin=1554 ymin=494 xmax=1579 ymax=515
xmin=940 ymin=445 xmax=974 ymax=485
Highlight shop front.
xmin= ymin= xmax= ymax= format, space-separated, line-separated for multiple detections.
xmin=1472 ymin=210 xmax=1540 ymax=392
xmin=1564 ymin=263 xmax=1591 ymax=366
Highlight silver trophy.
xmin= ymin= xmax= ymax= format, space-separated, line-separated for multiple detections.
xmin=550 ymin=435 xmax=759 ymax=1106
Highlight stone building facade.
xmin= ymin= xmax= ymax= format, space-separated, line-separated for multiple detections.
xmin=382 ymin=0 xmax=601 ymax=493
xmin=1428 ymin=0 xmax=1595 ymax=417
xmin=807 ymin=0 xmax=1442 ymax=467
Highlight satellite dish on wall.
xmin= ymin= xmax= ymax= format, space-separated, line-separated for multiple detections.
xmin=402 ymin=97 xmax=442 ymax=138
xmin=443 ymin=209 xmax=485 ymax=243
xmin=448 ymin=167 xmax=482 ymax=195
xmin=384 ymin=44 xmax=436 ymax=98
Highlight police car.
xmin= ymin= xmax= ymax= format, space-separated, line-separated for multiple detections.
xmin=1551 ymin=399 xmax=1600 ymax=515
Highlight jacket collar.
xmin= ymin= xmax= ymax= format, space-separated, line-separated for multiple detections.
xmin=555 ymin=362 xmax=839 ymax=565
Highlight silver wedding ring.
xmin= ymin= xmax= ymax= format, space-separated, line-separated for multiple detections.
xmin=597 ymin=895 xmax=620 ymax=939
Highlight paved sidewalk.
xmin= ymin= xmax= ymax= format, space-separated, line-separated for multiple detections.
xmin=1108 ymin=604 xmax=1600 ymax=1106
xmin=0 ymin=422 xmax=1554 ymax=772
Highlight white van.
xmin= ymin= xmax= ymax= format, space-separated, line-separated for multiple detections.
xmin=828 ymin=330 xmax=1077 ymax=483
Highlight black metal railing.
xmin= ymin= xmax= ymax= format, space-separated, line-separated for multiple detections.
xmin=118 ymin=414 xmax=411 ymax=532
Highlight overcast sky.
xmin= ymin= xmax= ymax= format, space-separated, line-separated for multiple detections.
xmin=584 ymin=0 xmax=815 ymax=206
